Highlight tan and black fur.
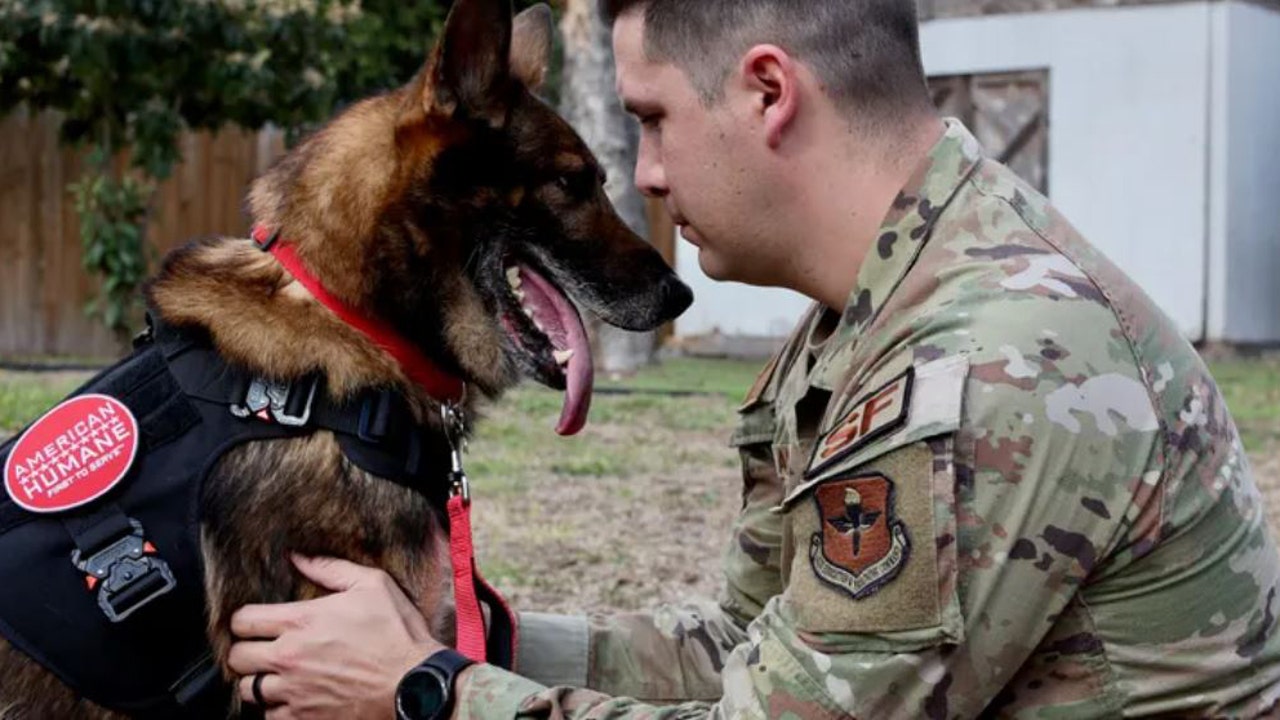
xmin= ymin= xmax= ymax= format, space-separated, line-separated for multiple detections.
xmin=0 ymin=0 xmax=691 ymax=716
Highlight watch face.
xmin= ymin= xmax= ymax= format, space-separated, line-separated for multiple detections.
xmin=397 ymin=667 xmax=449 ymax=720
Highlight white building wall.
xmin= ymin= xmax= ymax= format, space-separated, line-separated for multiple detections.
xmin=1207 ymin=1 xmax=1280 ymax=343
xmin=675 ymin=244 xmax=811 ymax=339
xmin=920 ymin=2 xmax=1213 ymax=339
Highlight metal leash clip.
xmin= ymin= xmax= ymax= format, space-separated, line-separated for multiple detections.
xmin=442 ymin=403 xmax=470 ymax=505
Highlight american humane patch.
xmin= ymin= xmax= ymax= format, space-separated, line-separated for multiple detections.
xmin=4 ymin=394 xmax=139 ymax=514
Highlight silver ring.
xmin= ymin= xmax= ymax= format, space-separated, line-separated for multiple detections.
xmin=252 ymin=672 xmax=268 ymax=706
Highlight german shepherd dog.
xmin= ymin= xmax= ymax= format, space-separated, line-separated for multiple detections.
xmin=0 ymin=0 xmax=691 ymax=715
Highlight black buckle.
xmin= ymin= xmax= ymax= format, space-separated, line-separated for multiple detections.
xmin=71 ymin=519 xmax=177 ymax=623
xmin=253 ymin=229 xmax=280 ymax=252
xmin=231 ymin=376 xmax=318 ymax=427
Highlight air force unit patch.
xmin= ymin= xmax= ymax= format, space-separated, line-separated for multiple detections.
xmin=808 ymin=368 xmax=913 ymax=479
xmin=809 ymin=474 xmax=910 ymax=600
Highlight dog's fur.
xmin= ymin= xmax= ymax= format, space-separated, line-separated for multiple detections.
xmin=0 ymin=1 xmax=690 ymax=716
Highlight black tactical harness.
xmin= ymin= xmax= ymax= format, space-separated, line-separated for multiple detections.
xmin=0 ymin=320 xmax=514 ymax=717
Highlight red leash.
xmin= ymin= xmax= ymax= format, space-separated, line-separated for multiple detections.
xmin=447 ymin=495 xmax=487 ymax=661
xmin=251 ymin=227 xmax=512 ymax=665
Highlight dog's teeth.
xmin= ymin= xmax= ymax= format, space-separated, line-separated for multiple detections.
xmin=533 ymin=318 xmax=546 ymax=333
xmin=514 ymin=288 xmax=526 ymax=301
xmin=554 ymin=350 xmax=575 ymax=365
xmin=522 ymin=306 xmax=536 ymax=319
xmin=506 ymin=267 xmax=522 ymax=289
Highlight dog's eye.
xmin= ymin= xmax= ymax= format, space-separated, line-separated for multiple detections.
xmin=555 ymin=171 xmax=598 ymax=200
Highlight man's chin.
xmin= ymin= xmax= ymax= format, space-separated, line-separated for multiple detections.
xmin=697 ymin=249 xmax=785 ymax=289
xmin=697 ymin=249 xmax=737 ymax=283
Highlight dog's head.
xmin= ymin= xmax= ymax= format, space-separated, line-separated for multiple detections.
xmin=250 ymin=0 xmax=692 ymax=435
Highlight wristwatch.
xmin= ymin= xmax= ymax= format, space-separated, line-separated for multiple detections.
xmin=395 ymin=649 xmax=475 ymax=720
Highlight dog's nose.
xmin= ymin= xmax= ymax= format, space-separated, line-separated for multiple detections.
xmin=658 ymin=274 xmax=694 ymax=320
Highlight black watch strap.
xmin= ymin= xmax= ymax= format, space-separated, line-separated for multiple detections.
xmin=396 ymin=649 xmax=476 ymax=720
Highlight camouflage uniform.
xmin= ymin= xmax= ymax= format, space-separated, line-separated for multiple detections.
xmin=457 ymin=120 xmax=1280 ymax=718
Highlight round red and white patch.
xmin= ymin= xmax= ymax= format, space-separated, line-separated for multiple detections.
xmin=3 ymin=394 xmax=140 ymax=514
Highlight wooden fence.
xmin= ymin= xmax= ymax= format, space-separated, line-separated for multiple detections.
xmin=0 ymin=108 xmax=285 ymax=359
xmin=0 ymin=108 xmax=676 ymax=360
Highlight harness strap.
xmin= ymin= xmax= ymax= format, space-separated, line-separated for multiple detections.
xmin=154 ymin=326 xmax=453 ymax=501
xmin=60 ymin=502 xmax=134 ymax=560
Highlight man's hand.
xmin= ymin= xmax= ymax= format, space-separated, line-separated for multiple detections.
xmin=228 ymin=555 xmax=445 ymax=720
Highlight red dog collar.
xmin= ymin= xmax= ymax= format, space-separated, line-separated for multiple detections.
xmin=250 ymin=227 xmax=466 ymax=405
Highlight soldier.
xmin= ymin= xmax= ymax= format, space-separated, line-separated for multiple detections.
xmin=227 ymin=0 xmax=1280 ymax=717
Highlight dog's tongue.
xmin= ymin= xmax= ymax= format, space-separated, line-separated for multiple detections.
xmin=517 ymin=264 xmax=593 ymax=436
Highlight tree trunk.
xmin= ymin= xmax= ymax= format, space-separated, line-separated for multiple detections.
xmin=558 ymin=0 xmax=655 ymax=377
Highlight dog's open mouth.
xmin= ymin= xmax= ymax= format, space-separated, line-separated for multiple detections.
xmin=500 ymin=262 xmax=593 ymax=436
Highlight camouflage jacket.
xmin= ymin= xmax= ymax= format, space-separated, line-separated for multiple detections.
xmin=456 ymin=120 xmax=1280 ymax=718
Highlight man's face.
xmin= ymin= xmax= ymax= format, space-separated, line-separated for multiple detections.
xmin=612 ymin=12 xmax=775 ymax=284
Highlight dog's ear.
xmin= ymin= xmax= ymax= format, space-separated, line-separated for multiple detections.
xmin=424 ymin=0 xmax=515 ymax=126
xmin=511 ymin=4 xmax=553 ymax=92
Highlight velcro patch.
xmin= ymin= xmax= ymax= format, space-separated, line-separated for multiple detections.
xmin=809 ymin=474 xmax=910 ymax=600
xmin=3 ymin=394 xmax=140 ymax=513
xmin=807 ymin=368 xmax=913 ymax=479
xmin=787 ymin=442 xmax=947 ymax=635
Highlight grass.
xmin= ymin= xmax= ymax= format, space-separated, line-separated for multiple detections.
xmin=0 ymin=373 xmax=86 ymax=435
xmin=1208 ymin=356 xmax=1280 ymax=453
xmin=597 ymin=356 xmax=762 ymax=398
xmin=2 ymin=354 xmax=1275 ymax=458
xmin=465 ymin=360 xmax=754 ymax=490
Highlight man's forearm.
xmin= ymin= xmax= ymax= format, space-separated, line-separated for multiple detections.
xmin=454 ymin=664 xmax=719 ymax=720
xmin=515 ymin=600 xmax=747 ymax=702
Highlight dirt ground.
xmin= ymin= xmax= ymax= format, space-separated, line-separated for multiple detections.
xmin=468 ymin=393 xmax=742 ymax=615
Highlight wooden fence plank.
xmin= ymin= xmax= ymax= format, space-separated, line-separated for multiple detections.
xmin=0 ymin=111 xmax=281 ymax=359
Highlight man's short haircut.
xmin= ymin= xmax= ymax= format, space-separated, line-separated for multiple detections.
xmin=600 ymin=0 xmax=934 ymax=125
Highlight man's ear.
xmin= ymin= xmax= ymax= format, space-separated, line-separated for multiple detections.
xmin=422 ymin=0 xmax=515 ymax=125
xmin=511 ymin=4 xmax=554 ymax=92
xmin=739 ymin=45 xmax=800 ymax=149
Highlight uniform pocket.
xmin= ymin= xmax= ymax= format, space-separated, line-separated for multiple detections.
xmin=729 ymin=400 xmax=777 ymax=449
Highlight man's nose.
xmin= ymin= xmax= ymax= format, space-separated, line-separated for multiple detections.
xmin=634 ymin=137 xmax=667 ymax=199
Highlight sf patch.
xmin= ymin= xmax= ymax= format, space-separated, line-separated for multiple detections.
xmin=809 ymin=474 xmax=910 ymax=600
xmin=808 ymin=368 xmax=913 ymax=480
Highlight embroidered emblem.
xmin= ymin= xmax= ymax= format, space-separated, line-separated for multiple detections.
xmin=809 ymin=474 xmax=910 ymax=600
xmin=807 ymin=368 xmax=913 ymax=479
